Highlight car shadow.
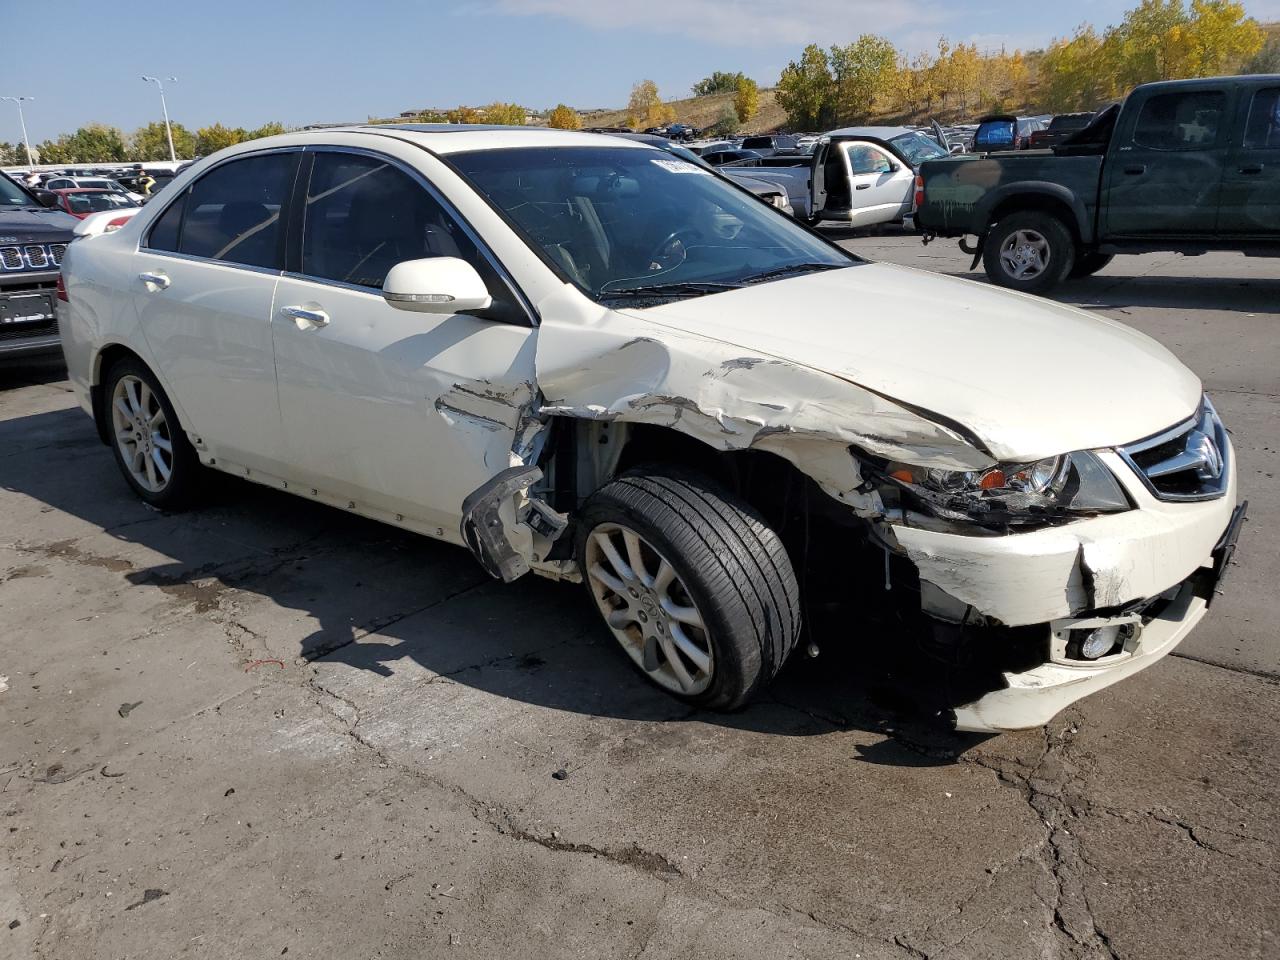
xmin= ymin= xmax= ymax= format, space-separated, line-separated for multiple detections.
xmin=0 ymin=356 xmax=66 ymax=390
xmin=3 ymin=402 xmax=992 ymax=766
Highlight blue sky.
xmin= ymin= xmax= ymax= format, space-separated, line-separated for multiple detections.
xmin=5 ymin=0 xmax=1278 ymax=141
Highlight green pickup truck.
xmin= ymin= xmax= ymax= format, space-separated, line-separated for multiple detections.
xmin=915 ymin=75 xmax=1280 ymax=293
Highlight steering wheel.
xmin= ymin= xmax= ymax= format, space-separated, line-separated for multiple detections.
xmin=645 ymin=228 xmax=702 ymax=272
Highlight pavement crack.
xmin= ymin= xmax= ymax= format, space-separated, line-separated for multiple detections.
xmin=1169 ymin=651 xmax=1280 ymax=681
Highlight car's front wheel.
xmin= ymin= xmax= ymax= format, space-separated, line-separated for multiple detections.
xmin=577 ymin=470 xmax=800 ymax=710
xmin=983 ymin=212 xmax=1075 ymax=294
xmin=105 ymin=358 xmax=201 ymax=509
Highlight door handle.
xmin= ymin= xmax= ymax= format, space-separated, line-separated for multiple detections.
xmin=280 ymin=305 xmax=330 ymax=329
xmin=1123 ymin=164 xmax=1147 ymax=175
xmin=1238 ymin=163 xmax=1264 ymax=175
xmin=138 ymin=271 xmax=170 ymax=290
xmin=855 ymin=183 xmax=871 ymax=190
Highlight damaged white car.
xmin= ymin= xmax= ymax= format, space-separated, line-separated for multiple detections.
xmin=57 ymin=127 xmax=1246 ymax=732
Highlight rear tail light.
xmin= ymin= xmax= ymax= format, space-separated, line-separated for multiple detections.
xmin=913 ymin=175 xmax=924 ymax=211
xmin=56 ymin=274 xmax=68 ymax=302
xmin=104 ymin=216 xmax=132 ymax=233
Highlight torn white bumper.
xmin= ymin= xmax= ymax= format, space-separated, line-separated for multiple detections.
xmin=952 ymin=581 xmax=1206 ymax=732
xmin=888 ymin=449 xmax=1242 ymax=732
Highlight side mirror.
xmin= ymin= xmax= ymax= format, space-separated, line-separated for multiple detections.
xmin=34 ymin=190 xmax=60 ymax=209
xmin=382 ymin=257 xmax=492 ymax=314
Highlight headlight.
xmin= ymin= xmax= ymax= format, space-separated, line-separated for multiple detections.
xmin=871 ymin=451 xmax=1131 ymax=527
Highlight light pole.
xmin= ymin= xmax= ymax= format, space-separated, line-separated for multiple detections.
xmin=141 ymin=75 xmax=178 ymax=163
xmin=1 ymin=96 xmax=35 ymax=170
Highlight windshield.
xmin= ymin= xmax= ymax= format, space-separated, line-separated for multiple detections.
xmin=0 ymin=176 xmax=36 ymax=207
xmin=450 ymin=146 xmax=852 ymax=303
xmin=889 ymin=132 xmax=948 ymax=165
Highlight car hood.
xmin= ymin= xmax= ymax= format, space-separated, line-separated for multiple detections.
xmin=723 ymin=172 xmax=784 ymax=197
xmin=0 ymin=206 xmax=80 ymax=242
xmin=624 ymin=262 xmax=1202 ymax=462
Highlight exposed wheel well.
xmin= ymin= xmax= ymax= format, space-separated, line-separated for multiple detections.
xmin=90 ymin=344 xmax=146 ymax=445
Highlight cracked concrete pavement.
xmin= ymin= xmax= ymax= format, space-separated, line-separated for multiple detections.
xmin=1 ymin=241 xmax=1277 ymax=959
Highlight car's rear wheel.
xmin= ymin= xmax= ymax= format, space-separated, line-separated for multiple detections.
xmin=577 ymin=470 xmax=800 ymax=710
xmin=983 ymin=212 xmax=1075 ymax=294
xmin=1069 ymin=252 xmax=1114 ymax=279
xmin=105 ymin=358 xmax=201 ymax=509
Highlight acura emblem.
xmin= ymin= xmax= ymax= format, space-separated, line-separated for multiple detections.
xmin=1187 ymin=430 xmax=1223 ymax=480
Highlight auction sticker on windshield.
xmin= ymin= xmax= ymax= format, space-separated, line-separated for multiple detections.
xmin=651 ymin=158 xmax=710 ymax=174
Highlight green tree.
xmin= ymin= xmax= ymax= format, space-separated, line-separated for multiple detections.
xmin=131 ymin=121 xmax=195 ymax=160
xmin=1243 ymin=33 xmax=1280 ymax=73
xmin=692 ymin=71 xmax=746 ymax=97
xmin=776 ymin=44 xmax=834 ymax=129
xmin=828 ymin=35 xmax=898 ymax=123
xmin=733 ymin=77 xmax=760 ymax=123
xmin=1039 ymin=27 xmax=1113 ymax=111
xmin=1177 ymin=0 xmax=1264 ymax=76
xmin=247 ymin=121 xmax=288 ymax=139
xmin=483 ymin=102 xmax=527 ymax=125
xmin=547 ymin=103 xmax=582 ymax=129
xmin=0 ymin=142 xmax=18 ymax=165
xmin=708 ymin=105 xmax=740 ymax=138
xmin=626 ymin=80 xmax=675 ymax=128
xmin=195 ymin=123 xmax=247 ymax=156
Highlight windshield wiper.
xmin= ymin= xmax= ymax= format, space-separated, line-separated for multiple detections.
xmin=741 ymin=262 xmax=847 ymax=284
xmin=598 ymin=281 xmax=742 ymax=303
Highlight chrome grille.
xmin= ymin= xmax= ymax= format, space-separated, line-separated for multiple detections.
xmin=1119 ymin=398 xmax=1229 ymax=502
xmin=0 ymin=243 xmax=65 ymax=271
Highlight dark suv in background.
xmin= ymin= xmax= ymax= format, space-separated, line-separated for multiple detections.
xmin=0 ymin=174 xmax=78 ymax=359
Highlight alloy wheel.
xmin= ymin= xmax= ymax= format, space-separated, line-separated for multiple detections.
xmin=584 ymin=522 xmax=714 ymax=695
xmin=111 ymin=374 xmax=174 ymax=493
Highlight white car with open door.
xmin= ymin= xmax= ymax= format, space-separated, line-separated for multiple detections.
xmin=58 ymin=126 xmax=1244 ymax=732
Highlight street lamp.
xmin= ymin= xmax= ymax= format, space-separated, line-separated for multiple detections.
xmin=1 ymin=96 xmax=35 ymax=170
xmin=141 ymin=75 xmax=179 ymax=163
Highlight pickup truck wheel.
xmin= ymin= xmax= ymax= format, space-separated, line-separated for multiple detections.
xmin=983 ymin=212 xmax=1075 ymax=294
xmin=104 ymin=357 xmax=202 ymax=509
xmin=1069 ymin=253 xmax=1114 ymax=279
xmin=577 ymin=470 xmax=800 ymax=711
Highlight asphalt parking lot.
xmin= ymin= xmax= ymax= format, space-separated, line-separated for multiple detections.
xmin=2 ymin=238 xmax=1277 ymax=960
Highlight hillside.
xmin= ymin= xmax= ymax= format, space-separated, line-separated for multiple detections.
xmin=580 ymin=88 xmax=789 ymax=135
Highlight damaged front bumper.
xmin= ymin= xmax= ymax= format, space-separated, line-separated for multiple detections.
xmin=885 ymin=450 xmax=1243 ymax=733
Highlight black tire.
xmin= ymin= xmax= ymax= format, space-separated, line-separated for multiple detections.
xmin=1069 ymin=252 xmax=1114 ymax=279
xmin=982 ymin=211 xmax=1076 ymax=294
xmin=103 ymin=357 xmax=202 ymax=509
xmin=576 ymin=470 xmax=800 ymax=710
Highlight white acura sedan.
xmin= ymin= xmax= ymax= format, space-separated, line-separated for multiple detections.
xmin=57 ymin=126 xmax=1245 ymax=732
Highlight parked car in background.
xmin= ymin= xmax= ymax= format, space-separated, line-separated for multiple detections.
xmin=701 ymin=148 xmax=764 ymax=166
xmin=1029 ymin=112 xmax=1096 ymax=149
xmin=41 ymin=175 xmax=145 ymax=203
xmin=58 ymin=124 xmax=1244 ymax=732
xmin=726 ymin=126 xmax=951 ymax=225
xmin=0 ymin=174 xmax=77 ymax=358
xmin=611 ymin=133 xmax=793 ymax=214
xmin=916 ymin=75 xmax=1280 ymax=293
xmin=739 ymin=134 xmax=800 ymax=157
xmin=973 ymin=115 xmax=1047 ymax=152
xmin=50 ymin=188 xmax=141 ymax=220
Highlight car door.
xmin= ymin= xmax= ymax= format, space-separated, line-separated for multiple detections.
xmin=1217 ymin=82 xmax=1280 ymax=237
xmin=269 ymin=148 xmax=538 ymax=538
xmin=1101 ymin=85 xmax=1232 ymax=238
xmin=844 ymin=142 xmax=913 ymax=227
xmin=132 ymin=149 xmax=299 ymax=475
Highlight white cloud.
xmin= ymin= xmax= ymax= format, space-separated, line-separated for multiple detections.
xmin=474 ymin=0 xmax=952 ymax=47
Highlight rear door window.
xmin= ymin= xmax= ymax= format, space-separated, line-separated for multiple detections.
xmin=1132 ymin=91 xmax=1226 ymax=150
xmin=1243 ymin=87 xmax=1280 ymax=149
xmin=178 ymin=152 xmax=297 ymax=268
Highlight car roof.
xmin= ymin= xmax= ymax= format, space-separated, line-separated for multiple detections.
xmin=827 ymin=126 xmax=917 ymax=139
xmin=299 ymin=124 xmax=655 ymax=155
xmin=53 ymin=187 xmax=112 ymax=194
